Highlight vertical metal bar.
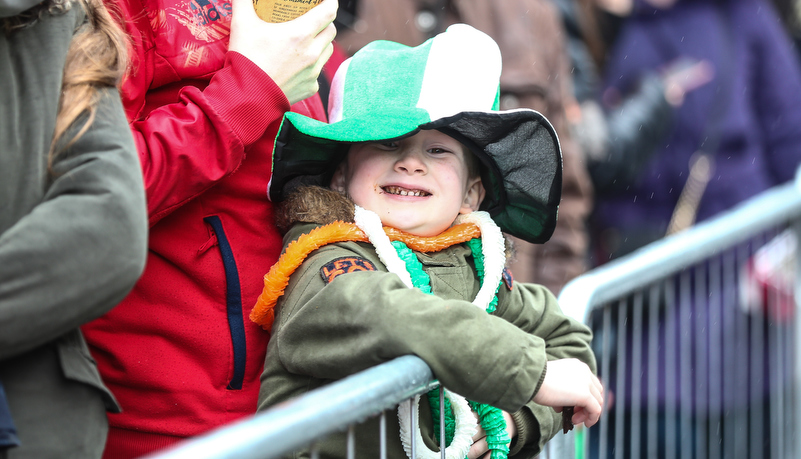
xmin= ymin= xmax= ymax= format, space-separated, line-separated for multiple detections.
xmin=732 ymin=244 xmax=749 ymax=459
xmin=695 ymin=264 xmax=709 ymax=459
xmin=678 ymin=269 xmax=693 ymax=459
xmin=664 ymin=278 xmax=677 ymax=459
xmin=646 ymin=285 xmax=661 ymax=457
xmin=310 ymin=441 xmax=320 ymax=459
xmin=647 ymin=284 xmax=660 ymax=459
xmin=347 ymin=424 xmax=355 ymax=459
xmin=792 ymin=219 xmax=801 ymax=457
xmin=599 ymin=305 xmax=612 ymax=459
xmin=722 ymin=248 xmax=739 ymax=458
xmin=614 ymin=298 xmax=628 ymax=459
xmin=630 ymin=291 xmax=644 ymax=459
xmin=775 ymin=225 xmax=792 ymax=459
xmin=780 ymin=226 xmax=791 ymax=457
xmin=380 ymin=410 xmax=387 ymax=459
xmin=770 ymin=279 xmax=784 ymax=459
xmin=440 ymin=387 xmax=445 ymax=459
xmin=709 ymin=255 xmax=722 ymax=459
xmin=749 ymin=231 xmax=766 ymax=459
xmin=721 ymin=251 xmax=733 ymax=459
xmin=781 ymin=226 xmax=794 ymax=457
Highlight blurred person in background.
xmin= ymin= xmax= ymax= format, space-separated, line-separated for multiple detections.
xmin=592 ymin=0 xmax=801 ymax=259
xmin=584 ymin=0 xmax=801 ymax=456
xmin=0 ymin=0 xmax=148 ymax=456
xmin=552 ymin=0 xmax=713 ymax=261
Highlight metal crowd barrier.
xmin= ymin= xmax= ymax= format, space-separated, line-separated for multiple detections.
xmin=554 ymin=171 xmax=801 ymax=459
xmin=142 ymin=355 xmax=439 ymax=459
xmin=143 ymin=171 xmax=801 ymax=459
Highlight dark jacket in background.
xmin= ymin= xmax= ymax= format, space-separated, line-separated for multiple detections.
xmin=593 ymin=0 xmax=801 ymax=259
xmin=551 ymin=0 xmax=674 ymax=197
xmin=589 ymin=0 xmax=801 ymax=418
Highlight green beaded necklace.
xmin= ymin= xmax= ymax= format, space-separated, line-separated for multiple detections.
xmin=391 ymin=238 xmax=511 ymax=459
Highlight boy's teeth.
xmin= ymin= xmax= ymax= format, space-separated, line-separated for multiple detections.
xmin=384 ymin=186 xmax=427 ymax=196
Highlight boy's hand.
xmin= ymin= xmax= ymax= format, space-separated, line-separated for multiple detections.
xmin=228 ymin=0 xmax=338 ymax=105
xmin=467 ymin=410 xmax=517 ymax=459
xmin=532 ymin=359 xmax=604 ymax=428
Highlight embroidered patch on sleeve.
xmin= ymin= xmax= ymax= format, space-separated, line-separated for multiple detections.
xmin=502 ymin=268 xmax=514 ymax=291
xmin=320 ymin=257 xmax=377 ymax=284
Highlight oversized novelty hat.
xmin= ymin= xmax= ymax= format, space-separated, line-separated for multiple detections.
xmin=268 ymin=24 xmax=562 ymax=244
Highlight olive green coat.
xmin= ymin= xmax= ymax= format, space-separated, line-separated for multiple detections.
xmin=258 ymin=221 xmax=595 ymax=458
xmin=0 ymin=4 xmax=147 ymax=458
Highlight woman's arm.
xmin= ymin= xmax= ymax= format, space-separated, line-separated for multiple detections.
xmin=0 ymin=0 xmax=42 ymax=17
xmin=0 ymin=89 xmax=148 ymax=359
xmin=114 ymin=0 xmax=336 ymax=224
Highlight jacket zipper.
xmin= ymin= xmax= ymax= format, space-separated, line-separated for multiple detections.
xmin=203 ymin=216 xmax=246 ymax=390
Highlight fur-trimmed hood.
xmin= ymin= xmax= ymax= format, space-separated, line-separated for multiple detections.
xmin=274 ymin=186 xmax=356 ymax=234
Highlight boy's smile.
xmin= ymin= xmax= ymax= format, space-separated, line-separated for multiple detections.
xmin=331 ymin=130 xmax=485 ymax=237
xmin=381 ymin=185 xmax=431 ymax=197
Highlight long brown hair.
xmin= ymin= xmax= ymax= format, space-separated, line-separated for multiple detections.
xmin=51 ymin=0 xmax=129 ymax=161
xmin=1 ymin=0 xmax=129 ymax=163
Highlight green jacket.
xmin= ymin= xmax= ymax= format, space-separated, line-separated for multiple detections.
xmin=258 ymin=218 xmax=595 ymax=458
xmin=0 ymin=4 xmax=147 ymax=457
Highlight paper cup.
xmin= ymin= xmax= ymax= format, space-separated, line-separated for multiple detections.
xmin=253 ymin=0 xmax=323 ymax=22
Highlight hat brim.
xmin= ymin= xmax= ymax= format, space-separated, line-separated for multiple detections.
xmin=268 ymin=109 xmax=562 ymax=244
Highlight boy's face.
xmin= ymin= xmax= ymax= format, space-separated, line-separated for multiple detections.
xmin=331 ymin=130 xmax=485 ymax=237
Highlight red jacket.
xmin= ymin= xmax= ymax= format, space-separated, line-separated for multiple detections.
xmin=81 ymin=0 xmax=328 ymax=456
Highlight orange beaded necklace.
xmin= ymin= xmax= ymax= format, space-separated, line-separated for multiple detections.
xmin=249 ymin=221 xmax=481 ymax=331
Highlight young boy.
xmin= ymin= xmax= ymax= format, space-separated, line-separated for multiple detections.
xmin=251 ymin=24 xmax=603 ymax=459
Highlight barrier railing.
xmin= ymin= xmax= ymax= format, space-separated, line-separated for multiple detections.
xmin=142 ymin=355 xmax=436 ymax=459
xmin=143 ymin=171 xmax=801 ymax=459
xmin=554 ymin=171 xmax=801 ymax=459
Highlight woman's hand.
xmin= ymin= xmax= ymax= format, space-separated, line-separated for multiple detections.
xmin=228 ymin=0 xmax=338 ymax=104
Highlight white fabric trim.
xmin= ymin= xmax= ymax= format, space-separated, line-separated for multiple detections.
xmin=417 ymin=24 xmax=502 ymax=121
xmin=398 ymin=390 xmax=477 ymax=459
xmin=327 ymin=58 xmax=351 ymax=123
xmin=353 ymin=206 xmax=414 ymax=288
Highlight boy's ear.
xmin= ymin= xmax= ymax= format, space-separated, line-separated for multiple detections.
xmin=330 ymin=162 xmax=348 ymax=192
xmin=460 ymin=177 xmax=486 ymax=214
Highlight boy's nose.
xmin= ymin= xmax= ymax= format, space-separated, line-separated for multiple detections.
xmin=395 ymin=149 xmax=426 ymax=174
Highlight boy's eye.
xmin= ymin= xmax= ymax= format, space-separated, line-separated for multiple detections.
xmin=428 ymin=147 xmax=450 ymax=155
xmin=378 ymin=141 xmax=398 ymax=149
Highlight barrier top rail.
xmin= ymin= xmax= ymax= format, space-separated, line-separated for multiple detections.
xmin=558 ymin=171 xmax=801 ymax=323
xmin=143 ymin=355 xmax=435 ymax=459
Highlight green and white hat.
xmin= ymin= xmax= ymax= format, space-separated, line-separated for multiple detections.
xmin=268 ymin=24 xmax=562 ymax=244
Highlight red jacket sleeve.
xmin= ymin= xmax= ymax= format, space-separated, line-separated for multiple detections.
xmin=132 ymin=53 xmax=290 ymax=224
xmin=112 ymin=0 xmax=300 ymax=224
